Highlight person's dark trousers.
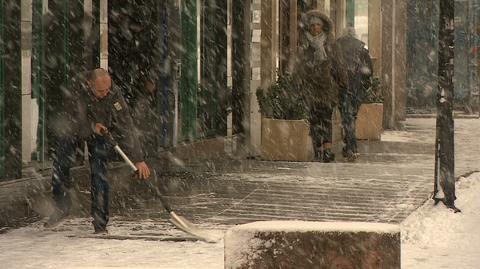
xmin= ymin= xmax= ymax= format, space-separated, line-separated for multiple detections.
xmin=51 ymin=136 xmax=81 ymax=217
xmin=339 ymin=91 xmax=360 ymax=154
xmin=309 ymin=104 xmax=333 ymax=152
xmin=52 ymin=135 xmax=111 ymax=230
xmin=87 ymin=135 xmax=110 ymax=231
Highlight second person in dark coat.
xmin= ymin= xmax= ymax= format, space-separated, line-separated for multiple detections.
xmin=335 ymin=26 xmax=373 ymax=161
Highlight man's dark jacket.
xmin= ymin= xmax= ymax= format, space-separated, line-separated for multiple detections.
xmin=335 ymin=34 xmax=373 ymax=103
xmin=58 ymin=74 xmax=144 ymax=163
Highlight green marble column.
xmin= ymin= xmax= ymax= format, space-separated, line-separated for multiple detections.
xmin=199 ymin=0 xmax=227 ymax=138
xmin=0 ymin=1 xmax=22 ymax=179
xmin=346 ymin=0 xmax=354 ymax=26
xmin=180 ymin=0 xmax=198 ymax=142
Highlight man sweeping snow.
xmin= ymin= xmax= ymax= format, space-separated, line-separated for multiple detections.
xmin=45 ymin=68 xmax=151 ymax=233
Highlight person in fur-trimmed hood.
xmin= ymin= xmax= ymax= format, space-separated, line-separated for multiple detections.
xmin=293 ymin=10 xmax=347 ymax=162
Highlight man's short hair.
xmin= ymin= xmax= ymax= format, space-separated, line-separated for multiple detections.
xmin=88 ymin=68 xmax=110 ymax=81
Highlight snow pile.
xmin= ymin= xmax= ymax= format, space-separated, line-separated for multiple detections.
xmin=224 ymin=230 xmax=269 ymax=269
xmin=402 ymin=173 xmax=480 ymax=268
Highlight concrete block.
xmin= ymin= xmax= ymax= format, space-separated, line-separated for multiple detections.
xmin=261 ymin=118 xmax=314 ymax=161
xmin=356 ymin=103 xmax=384 ymax=140
xmin=225 ymin=221 xmax=400 ymax=269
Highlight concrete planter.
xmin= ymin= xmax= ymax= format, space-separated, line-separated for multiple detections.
xmin=356 ymin=103 xmax=384 ymax=140
xmin=225 ymin=221 xmax=401 ymax=269
xmin=261 ymin=118 xmax=314 ymax=161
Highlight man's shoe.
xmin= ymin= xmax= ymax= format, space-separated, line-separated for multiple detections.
xmin=323 ymin=149 xmax=335 ymax=163
xmin=313 ymin=148 xmax=323 ymax=161
xmin=343 ymin=149 xmax=358 ymax=162
xmin=93 ymin=227 xmax=108 ymax=235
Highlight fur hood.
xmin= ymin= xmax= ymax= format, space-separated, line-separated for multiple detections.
xmin=303 ymin=10 xmax=334 ymax=39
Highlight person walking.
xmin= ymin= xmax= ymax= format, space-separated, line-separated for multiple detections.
xmin=293 ymin=10 xmax=347 ymax=162
xmin=335 ymin=26 xmax=373 ymax=161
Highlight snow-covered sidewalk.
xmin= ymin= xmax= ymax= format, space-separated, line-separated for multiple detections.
xmin=0 ymin=220 xmax=225 ymax=269
xmin=402 ymin=173 xmax=480 ymax=268
xmin=1 ymin=173 xmax=479 ymax=269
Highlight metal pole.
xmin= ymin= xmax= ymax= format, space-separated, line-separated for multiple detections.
xmin=434 ymin=0 xmax=459 ymax=212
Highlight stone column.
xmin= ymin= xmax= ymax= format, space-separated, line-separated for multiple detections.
xmin=314 ymin=0 xmax=326 ymax=11
xmin=346 ymin=0 xmax=354 ymax=26
xmin=180 ymin=0 xmax=198 ymax=142
xmin=279 ymin=0 xmax=298 ymax=75
xmin=331 ymin=0 xmax=346 ymax=37
xmin=1 ymin=1 xmax=22 ymax=179
xmin=261 ymin=0 xmax=277 ymax=89
xmin=248 ymin=0 xmax=262 ymax=156
xmin=231 ymin=0 xmax=250 ymax=140
xmin=83 ymin=0 xmax=94 ymax=70
xmin=21 ymin=0 xmax=34 ymax=165
xmin=368 ymin=0 xmax=381 ymax=77
xmin=381 ymin=0 xmax=407 ymax=129
xmin=225 ymin=0 xmax=234 ymax=154
xmin=31 ymin=0 xmax=47 ymax=166
xmin=199 ymin=0 xmax=227 ymax=137
xmin=99 ymin=0 xmax=108 ymax=69
xmin=288 ymin=0 xmax=298 ymax=73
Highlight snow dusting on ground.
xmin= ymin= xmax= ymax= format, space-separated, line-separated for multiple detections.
xmin=0 ymin=221 xmax=225 ymax=269
xmin=0 ymin=172 xmax=479 ymax=268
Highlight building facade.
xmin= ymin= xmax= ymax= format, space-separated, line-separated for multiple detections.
xmin=1 ymin=0 xmax=479 ymax=181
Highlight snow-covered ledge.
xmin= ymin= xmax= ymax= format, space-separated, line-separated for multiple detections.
xmin=224 ymin=221 xmax=400 ymax=269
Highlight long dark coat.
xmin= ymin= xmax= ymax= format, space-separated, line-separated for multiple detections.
xmin=293 ymin=10 xmax=347 ymax=109
xmin=335 ymin=34 xmax=373 ymax=104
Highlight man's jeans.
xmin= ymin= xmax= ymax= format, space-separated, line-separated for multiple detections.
xmin=52 ymin=135 xmax=110 ymax=230
xmin=340 ymin=92 xmax=360 ymax=154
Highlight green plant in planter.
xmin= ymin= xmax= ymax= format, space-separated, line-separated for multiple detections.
xmin=256 ymin=75 xmax=308 ymax=120
xmin=364 ymin=77 xmax=384 ymax=103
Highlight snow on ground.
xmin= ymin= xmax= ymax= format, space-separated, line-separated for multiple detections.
xmin=402 ymin=173 xmax=480 ymax=269
xmin=1 ymin=173 xmax=479 ymax=269
xmin=0 ymin=220 xmax=225 ymax=269
xmin=381 ymin=129 xmax=433 ymax=144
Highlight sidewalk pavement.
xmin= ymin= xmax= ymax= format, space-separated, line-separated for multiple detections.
xmin=151 ymin=118 xmax=479 ymax=227
xmin=0 ymin=118 xmax=479 ymax=230
xmin=1 ymin=118 xmax=479 ymax=269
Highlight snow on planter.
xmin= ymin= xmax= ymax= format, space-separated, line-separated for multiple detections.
xmin=224 ymin=221 xmax=400 ymax=269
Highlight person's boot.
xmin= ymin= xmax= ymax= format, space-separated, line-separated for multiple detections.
xmin=93 ymin=221 xmax=109 ymax=234
xmin=342 ymin=148 xmax=358 ymax=162
xmin=93 ymin=227 xmax=109 ymax=235
xmin=313 ymin=147 xmax=322 ymax=161
xmin=323 ymin=148 xmax=335 ymax=163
